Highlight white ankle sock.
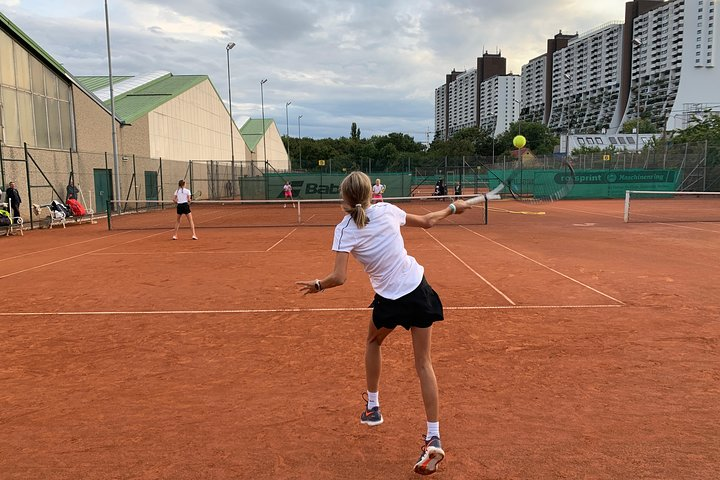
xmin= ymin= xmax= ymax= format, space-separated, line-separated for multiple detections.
xmin=426 ymin=421 xmax=440 ymax=440
xmin=367 ymin=391 xmax=379 ymax=409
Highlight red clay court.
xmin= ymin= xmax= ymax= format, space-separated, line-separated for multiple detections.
xmin=1 ymin=198 xmax=718 ymax=479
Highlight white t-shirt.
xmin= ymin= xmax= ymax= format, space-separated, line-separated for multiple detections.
xmin=372 ymin=184 xmax=384 ymax=195
xmin=175 ymin=187 xmax=191 ymax=204
xmin=283 ymin=184 xmax=292 ymax=193
xmin=332 ymin=202 xmax=424 ymax=299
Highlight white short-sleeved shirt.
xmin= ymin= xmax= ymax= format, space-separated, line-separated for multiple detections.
xmin=332 ymin=202 xmax=423 ymax=299
xmin=175 ymin=187 xmax=191 ymax=204
xmin=372 ymin=184 xmax=384 ymax=195
xmin=283 ymin=184 xmax=292 ymax=192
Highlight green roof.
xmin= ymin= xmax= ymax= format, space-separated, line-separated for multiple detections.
xmin=92 ymin=74 xmax=208 ymax=123
xmin=75 ymin=75 xmax=134 ymax=92
xmin=240 ymin=119 xmax=274 ymax=151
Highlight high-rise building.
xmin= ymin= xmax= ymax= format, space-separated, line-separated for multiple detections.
xmin=624 ymin=0 xmax=718 ymax=133
xmin=434 ymin=52 xmax=519 ymax=139
xmin=547 ymin=22 xmax=625 ymax=133
xmin=479 ymin=75 xmax=521 ymax=137
xmin=520 ymin=54 xmax=546 ymax=123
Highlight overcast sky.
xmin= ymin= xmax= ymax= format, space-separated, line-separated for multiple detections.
xmin=1 ymin=0 xmax=631 ymax=141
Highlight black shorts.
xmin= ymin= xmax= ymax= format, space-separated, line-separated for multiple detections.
xmin=177 ymin=203 xmax=191 ymax=215
xmin=370 ymin=277 xmax=444 ymax=330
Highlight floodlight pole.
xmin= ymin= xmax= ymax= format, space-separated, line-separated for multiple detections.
xmin=226 ymin=42 xmax=236 ymax=197
xmin=285 ymin=101 xmax=291 ymax=169
xmin=104 ymin=0 xmax=121 ymax=212
xmin=260 ymin=79 xmax=268 ymax=174
xmin=633 ymin=38 xmax=643 ymax=155
xmin=297 ymin=115 xmax=303 ymax=170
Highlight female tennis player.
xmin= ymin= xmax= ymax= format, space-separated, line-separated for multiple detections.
xmin=172 ymin=180 xmax=197 ymax=240
xmin=297 ymin=171 xmax=470 ymax=475
xmin=371 ymin=178 xmax=385 ymax=202
xmin=282 ymin=180 xmax=295 ymax=208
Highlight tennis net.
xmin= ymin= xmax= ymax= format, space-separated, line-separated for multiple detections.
xmin=624 ymin=190 xmax=720 ymax=223
xmin=106 ymin=195 xmax=489 ymax=230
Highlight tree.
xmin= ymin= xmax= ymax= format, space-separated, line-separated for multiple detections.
xmin=351 ymin=123 xmax=361 ymax=141
xmin=495 ymin=121 xmax=558 ymax=155
xmin=621 ymin=118 xmax=658 ymax=134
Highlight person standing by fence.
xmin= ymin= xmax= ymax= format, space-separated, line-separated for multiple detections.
xmin=5 ymin=182 xmax=21 ymax=222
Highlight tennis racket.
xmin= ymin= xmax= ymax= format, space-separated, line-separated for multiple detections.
xmin=466 ymin=157 xmax=575 ymax=205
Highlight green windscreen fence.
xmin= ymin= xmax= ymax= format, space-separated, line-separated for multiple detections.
xmin=487 ymin=168 xmax=683 ymax=199
xmin=250 ymin=173 xmax=416 ymax=200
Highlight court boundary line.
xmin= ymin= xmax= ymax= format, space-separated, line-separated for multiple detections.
xmin=459 ymin=225 xmax=625 ymax=305
xmin=266 ymin=228 xmax=298 ymax=251
xmin=0 ymin=230 xmax=170 ymax=280
xmin=0 ymin=231 xmax=132 ymax=263
xmin=656 ymin=222 xmax=720 ymax=233
xmin=423 ymin=229 xmax=516 ymax=305
xmin=0 ymin=304 xmax=623 ymax=316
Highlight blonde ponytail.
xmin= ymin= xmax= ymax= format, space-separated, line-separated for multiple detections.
xmin=340 ymin=172 xmax=372 ymax=228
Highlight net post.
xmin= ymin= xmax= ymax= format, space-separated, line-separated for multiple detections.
xmin=297 ymin=199 xmax=301 ymax=224
xmin=106 ymin=200 xmax=112 ymax=230
xmin=624 ymin=190 xmax=631 ymax=223
xmin=484 ymin=193 xmax=489 ymax=225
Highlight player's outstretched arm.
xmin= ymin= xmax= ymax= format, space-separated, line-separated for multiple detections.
xmin=297 ymin=251 xmax=349 ymax=295
xmin=405 ymin=199 xmax=471 ymax=229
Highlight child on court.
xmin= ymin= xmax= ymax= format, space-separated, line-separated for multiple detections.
xmin=297 ymin=171 xmax=470 ymax=475
xmin=371 ymin=178 xmax=385 ymax=202
xmin=282 ymin=180 xmax=295 ymax=208
xmin=172 ymin=179 xmax=197 ymax=240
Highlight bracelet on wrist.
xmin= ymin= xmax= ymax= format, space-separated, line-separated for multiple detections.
xmin=314 ymin=279 xmax=323 ymax=292
xmin=448 ymin=203 xmax=457 ymax=214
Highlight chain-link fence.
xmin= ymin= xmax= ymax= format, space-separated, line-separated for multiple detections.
xmin=2 ymin=141 xmax=718 ymax=229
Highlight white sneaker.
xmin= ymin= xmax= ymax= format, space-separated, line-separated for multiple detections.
xmin=172 ymin=236 xmax=177 ymax=240
xmin=192 ymin=236 xmax=198 ymax=240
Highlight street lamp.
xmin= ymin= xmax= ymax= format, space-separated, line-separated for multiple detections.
xmin=226 ymin=42 xmax=236 ymax=197
xmin=633 ymin=37 xmax=643 ymax=154
xmin=297 ymin=115 xmax=303 ymax=170
xmin=285 ymin=101 xmax=291 ymax=169
xmin=260 ymin=79 xmax=268 ymax=174
xmin=563 ymin=73 xmax=573 ymax=158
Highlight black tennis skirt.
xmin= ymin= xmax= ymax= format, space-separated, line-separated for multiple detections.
xmin=177 ymin=203 xmax=191 ymax=215
xmin=370 ymin=277 xmax=444 ymax=330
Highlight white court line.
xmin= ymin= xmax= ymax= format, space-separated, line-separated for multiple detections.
xmin=89 ymin=251 xmax=268 ymax=255
xmin=0 ymin=231 xmax=132 ymax=262
xmin=0 ymin=230 xmax=170 ymax=280
xmin=0 ymin=304 xmax=623 ymax=316
xmin=460 ymin=225 xmax=625 ymax=305
xmin=266 ymin=228 xmax=298 ymax=252
xmin=552 ymin=206 xmax=623 ymax=219
xmin=422 ymin=229 xmax=516 ymax=305
xmin=657 ymin=222 xmax=720 ymax=233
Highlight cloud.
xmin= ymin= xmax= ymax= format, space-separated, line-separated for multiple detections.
xmin=7 ymin=0 xmax=630 ymax=140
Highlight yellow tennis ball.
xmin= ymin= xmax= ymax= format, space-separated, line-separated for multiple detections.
xmin=513 ymin=135 xmax=526 ymax=149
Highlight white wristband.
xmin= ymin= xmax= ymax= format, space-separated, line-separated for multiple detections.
xmin=448 ymin=203 xmax=456 ymax=214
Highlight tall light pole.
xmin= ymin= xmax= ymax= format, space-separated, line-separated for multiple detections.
xmin=563 ymin=73 xmax=573 ymax=158
xmin=297 ymin=114 xmax=303 ymax=170
xmin=226 ymin=42 xmax=236 ymax=197
xmin=260 ymin=79 xmax=268 ymax=174
xmin=285 ymin=101 xmax=291 ymax=169
xmin=104 ymin=0 xmax=120 ymax=211
xmin=633 ymin=37 xmax=643 ymax=155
